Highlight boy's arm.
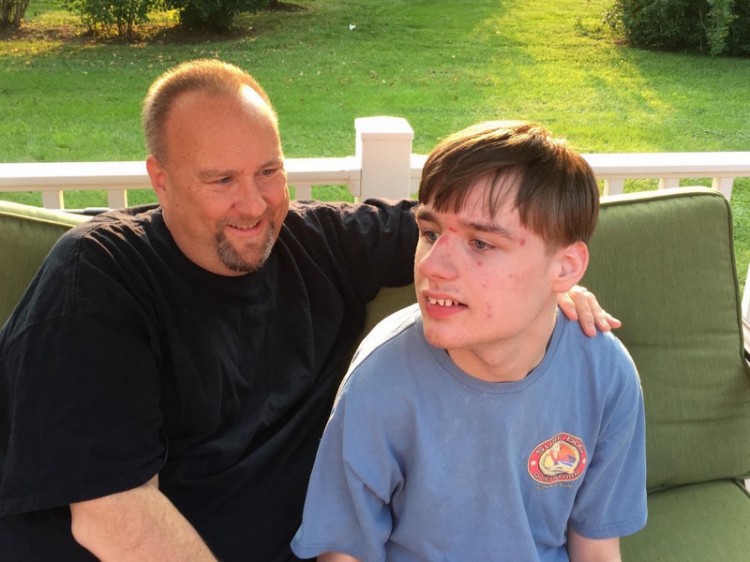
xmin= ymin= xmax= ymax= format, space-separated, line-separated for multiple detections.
xmin=319 ymin=553 xmax=362 ymax=562
xmin=567 ymin=529 xmax=621 ymax=562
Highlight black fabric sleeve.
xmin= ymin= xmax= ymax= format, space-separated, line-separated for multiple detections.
xmin=289 ymin=198 xmax=419 ymax=306
xmin=0 ymin=233 xmax=166 ymax=516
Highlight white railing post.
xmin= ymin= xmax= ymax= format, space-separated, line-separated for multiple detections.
xmin=42 ymin=190 xmax=64 ymax=209
xmin=355 ymin=116 xmax=414 ymax=201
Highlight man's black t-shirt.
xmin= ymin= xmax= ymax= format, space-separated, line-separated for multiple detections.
xmin=0 ymin=199 xmax=418 ymax=561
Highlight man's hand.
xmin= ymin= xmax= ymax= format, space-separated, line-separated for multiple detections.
xmin=70 ymin=475 xmax=216 ymax=561
xmin=558 ymin=285 xmax=622 ymax=337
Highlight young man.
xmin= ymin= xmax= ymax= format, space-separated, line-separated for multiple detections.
xmin=292 ymin=122 xmax=647 ymax=561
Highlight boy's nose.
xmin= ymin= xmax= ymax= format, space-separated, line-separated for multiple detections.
xmin=418 ymin=235 xmax=459 ymax=280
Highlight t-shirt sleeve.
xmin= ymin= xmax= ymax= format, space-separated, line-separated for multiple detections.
xmin=568 ymin=352 xmax=648 ymax=539
xmin=294 ymin=198 xmax=419 ymax=304
xmin=291 ymin=369 xmax=403 ymax=562
xmin=0 ymin=235 xmax=166 ymax=516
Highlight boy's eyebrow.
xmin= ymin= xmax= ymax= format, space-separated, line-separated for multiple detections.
xmin=414 ymin=207 xmax=438 ymax=223
xmin=461 ymin=218 xmax=517 ymax=241
xmin=416 ymin=207 xmax=516 ymax=241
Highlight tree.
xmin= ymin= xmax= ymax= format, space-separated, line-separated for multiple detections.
xmin=165 ymin=0 xmax=270 ymax=30
xmin=0 ymin=0 xmax=30 ymax=29
xmin=63 ymin=0 xmax=159 ymax=38
xmin=607 ymin=0 xmax=750 ymax=56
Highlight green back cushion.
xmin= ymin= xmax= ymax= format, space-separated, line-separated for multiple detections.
xmin=582 ymin=188 xmax=750 ymax=490
xmin=0 ymin=201 xmax=89 ymax=326
xmin=621 ymin=480 xmax=750 ymax=559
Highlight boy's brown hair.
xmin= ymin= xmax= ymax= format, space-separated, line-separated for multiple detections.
xmin=418 ymin=121 xmax=600 ymax=248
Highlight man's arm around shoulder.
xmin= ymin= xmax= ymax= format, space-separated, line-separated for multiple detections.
xmin=567 ymin=529 xmax=621 ymax=562
xmin=70 ymin=475 xmax=216 ymax=561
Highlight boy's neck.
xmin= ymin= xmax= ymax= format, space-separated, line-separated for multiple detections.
xmin=447 ymin=308 xmax=559 ymax=383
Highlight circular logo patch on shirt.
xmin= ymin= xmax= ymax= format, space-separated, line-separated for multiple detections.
xmin=527 ymin=432 xmax=587 ymax=484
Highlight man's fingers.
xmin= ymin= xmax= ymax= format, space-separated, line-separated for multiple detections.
xmin=560 ymin=286 xmax=621 ymax=337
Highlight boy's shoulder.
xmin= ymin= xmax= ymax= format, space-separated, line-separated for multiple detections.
xmin=338 ymin=304 xmax=424 ymax=396
xmin=349 ymin=303 xmax=422 ymax=370
xmin=553 ymin=313 xmax=641 ymax=394
xmin=557 ymin=312 xmax=634 ymax=363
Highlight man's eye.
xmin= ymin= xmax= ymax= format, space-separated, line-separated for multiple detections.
xmin=214 ymin=176 xmax=232 ymax=185
xmin=260 ymin=166 xmax=283 ymax=178
xmin=420 ymin=230 xmax=439 ymax=243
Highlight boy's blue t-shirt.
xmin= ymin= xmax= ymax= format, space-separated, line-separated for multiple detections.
xmin=292 ymin=305 xmax=647 ymax=562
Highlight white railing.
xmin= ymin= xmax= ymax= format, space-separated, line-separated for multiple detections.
xmin=3 ymin=116 xmax=750 ymax=208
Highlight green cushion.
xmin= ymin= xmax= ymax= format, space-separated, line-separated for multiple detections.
xmin=0 ymin=200 xmax=89 ymax=326
xmin=364 ymin=284 xmax=416 ymax=336
xmin=621 ymin=480 xmax=750 ymax=561
xmin=582 ymin=188 xmax=750 ymax=491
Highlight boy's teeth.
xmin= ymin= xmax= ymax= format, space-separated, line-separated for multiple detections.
xmin=428 ymin=297 xmax=458 ymax=306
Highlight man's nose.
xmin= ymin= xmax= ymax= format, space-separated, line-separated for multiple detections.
xmin=234 ymin=178 xmax=268 ymax=216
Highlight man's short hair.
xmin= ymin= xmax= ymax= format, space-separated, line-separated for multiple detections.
xmin=418 ymin=121 xmax=600 ymax=248
xmin=142 ymin=59 xmax=275 ymax=163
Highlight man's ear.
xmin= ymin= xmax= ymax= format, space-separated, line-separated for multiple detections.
xmin=550 ymin=241 xmax=589 ymax=293
xmin=146 ymin=155 xmax=168 ymax=206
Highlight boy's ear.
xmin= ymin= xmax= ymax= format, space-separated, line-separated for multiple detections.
xmin=550 ymin=241 xmax=589 ymax=293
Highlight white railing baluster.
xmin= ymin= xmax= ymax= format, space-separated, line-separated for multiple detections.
xmin=660 ymin=178 xmax=680 ymax=190
xmin=713 ymin=177 xmax=735 ymax=199
xmin=293 ymin=184 xmax=312 ymax=201
xmin=107 ymin=189 xmax=128 ymax=209
xmin=603 ymin=179 xmax=625 ymax=196
xmin=41 ymin=191 xmax=64 ymax=209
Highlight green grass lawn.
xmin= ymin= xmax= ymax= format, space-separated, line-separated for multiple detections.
xmin=2 ymin=0 xmax=750 ymax=284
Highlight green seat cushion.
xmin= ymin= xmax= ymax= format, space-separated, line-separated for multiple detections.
xmin=0 ymin=200 xmax=89 ymax=326
xmin=582 ymin=188 xmax=750 ymax=490
xmin=622 ymin=480 xmax=750 ymax=561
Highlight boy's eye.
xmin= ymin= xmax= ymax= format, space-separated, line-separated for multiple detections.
xmin=471 ymin=239 xmax=491 ymax=251
xmin=420 ymin=229 xmax=439 ymax=243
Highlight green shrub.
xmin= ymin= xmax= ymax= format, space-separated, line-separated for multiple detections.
xmin=63 ymin=0 xmax=159 ymax=37
xmin=0 ymin=0 xmax=31 ymax=29
xmin=165 ymin=0 xmax=269 ymax=30
xmin=607 ymin=0 xmax=750 ymax=56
